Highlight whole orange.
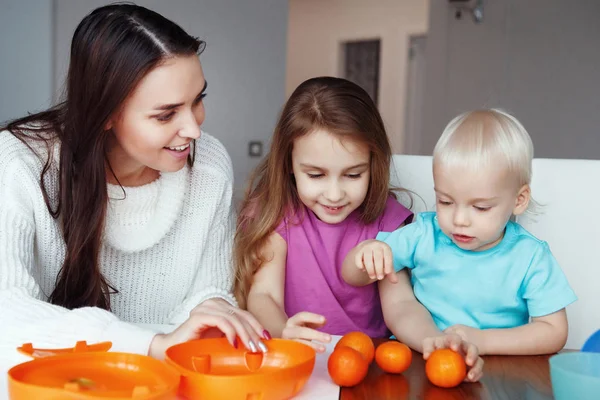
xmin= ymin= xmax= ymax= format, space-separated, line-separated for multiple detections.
xmin=335 ymin=331 xmax=375 ymax=363
xmin=375 ymin=341 xmax=412 ymax=374
xmin=327 ymin=346 xmax=369 ymax=387
xmin=425 ymin=348 xmax=467 ymax=388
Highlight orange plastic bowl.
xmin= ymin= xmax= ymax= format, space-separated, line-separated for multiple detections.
xmin=165 ymin=338 xmax=316 ymax=400
xmin=8 ymin=352 xmax=179 ymax=399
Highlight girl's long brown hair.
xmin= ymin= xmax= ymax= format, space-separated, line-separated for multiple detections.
xmin=234 ymin=76 xmax=394 ymax=308
xmin=2 ymin=4 xmax=203 ymax=310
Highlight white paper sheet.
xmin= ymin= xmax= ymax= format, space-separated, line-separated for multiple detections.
xmin=293 ymin=335 xmax=342 ymax=399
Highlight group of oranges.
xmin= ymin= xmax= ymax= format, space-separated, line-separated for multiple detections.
xmin=327 ymin=331 xmax=467 ymax=389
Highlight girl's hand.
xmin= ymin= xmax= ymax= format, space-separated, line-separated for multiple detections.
xmin=422 ymin=333 xmax=484 ymax=382
xmin=188 ymin=298 xmax=270 ymax=352
xmin=354 ymin=239 xmax=398 ymax=283
xmin=282 ymin=312 xmax=332 ymax=353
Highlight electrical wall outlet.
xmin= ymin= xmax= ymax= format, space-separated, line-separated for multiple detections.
xmin=248 ymin=141 xmax=263 ymax=157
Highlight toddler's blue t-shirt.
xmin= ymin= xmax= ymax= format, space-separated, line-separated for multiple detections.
xmin=377 ymin=212 xmax=577 ymax=330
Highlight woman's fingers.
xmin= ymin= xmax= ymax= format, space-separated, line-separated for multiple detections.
xmin=173 ymin=313 xmax=237 ymax=347
xmin=196 ymin=300 xmax=269 ymax=351
xmin=213 ymin=309 xmax=265 ymax=352
xmin=230 ymin=307 xmax=270 ymax=341
xmin=192 ymin=306 xmax=263 ymax=352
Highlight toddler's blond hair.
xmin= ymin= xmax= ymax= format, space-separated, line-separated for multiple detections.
xmin=433 ymin=109 xmax=534 ymax=189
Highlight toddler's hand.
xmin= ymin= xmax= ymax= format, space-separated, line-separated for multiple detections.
xmin=354 ymin=239 xmax=397 ymax=283
xmin=422 ymin=333 xmax=484 ymax=383
xmin=444 ymin=324 xmax=485 ymax=355
xmin=282 ymin=312 xmax=332 ymax=353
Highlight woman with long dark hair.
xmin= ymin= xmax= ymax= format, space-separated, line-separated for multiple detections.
xmin=0 ymin=3 xmax=267 ymax=360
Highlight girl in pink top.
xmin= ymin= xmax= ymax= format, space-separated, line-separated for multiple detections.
xmin=233 ymin=77 xmax=413 ymax=351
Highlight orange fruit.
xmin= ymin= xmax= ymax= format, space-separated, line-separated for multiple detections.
xmin=425 ymin=348 xmax=467 ymax=388
xmin=375 ymin=341 xmax=412 ymax=374
xmin=327 ymin=346 xmax=369 ymax=387
xmin=335 ymin=331 xmax=375 ymax=363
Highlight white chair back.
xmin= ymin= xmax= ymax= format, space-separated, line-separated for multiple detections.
xmin=391 ymin=154 xmax=600 ymax=349
xmin=518 ymin=158 xmax=600 ymax=349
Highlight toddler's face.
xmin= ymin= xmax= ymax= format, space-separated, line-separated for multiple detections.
xmin=291 ymin=129 xmax=370 ymax=224
xmin=433 ymin=162 xmax=528 ymax=251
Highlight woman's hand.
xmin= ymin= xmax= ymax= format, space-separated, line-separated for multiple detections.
xmin=422 ymin=333 xmax=484 ymax=382
xmin=191 ymin=298 xmax=270 ymax=351
xmin=281 ymin=312 xmax=332 ymax=353
xmin=149 ymin=298 xmax=270 ymax=359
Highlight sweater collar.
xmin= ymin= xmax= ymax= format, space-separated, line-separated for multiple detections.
xmin=103 ymin=165 xmax=188 ymax=253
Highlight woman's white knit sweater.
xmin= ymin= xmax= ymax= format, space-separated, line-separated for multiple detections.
xmin=0 ymin=130 xmax=236 ymax=365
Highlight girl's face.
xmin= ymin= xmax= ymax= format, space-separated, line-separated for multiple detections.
xmin=106 ymin=54 xmax=206 ymax=186
xmin=291 ymin=129 xmax=371 ymax=224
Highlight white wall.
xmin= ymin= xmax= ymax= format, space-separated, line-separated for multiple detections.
xmin=0 ymin=0 xmax=53 ymax=124
xmin=286 ymin=0 xmax=429 ymax=154
xmin=420 ymin=0 xmax=600 ymax=159
xmin=53 ymin=0 xmax=288 ymax=196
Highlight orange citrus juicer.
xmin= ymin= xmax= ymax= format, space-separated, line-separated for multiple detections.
xmin=165 ymin=338 xmax=316 ymax=400
xmin=8 ymin=341 xmax=179 ymax=399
